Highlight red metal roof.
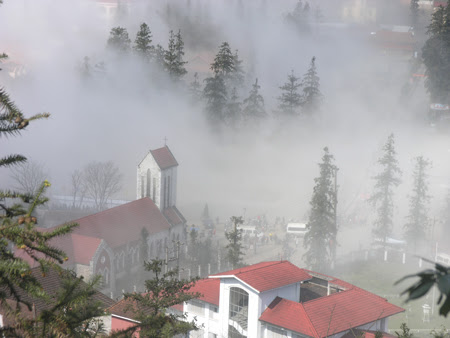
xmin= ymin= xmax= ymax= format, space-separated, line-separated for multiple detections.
xmin=70 ymin=234 xmax=102 ymax=265
xmin=163 ymin=206 xmax=185 ymax=226
xmin=48 ymin=198 xmax=171 ymax=250
xmin=190 ymin=278 xmax=220 ymax=306
xmin=211 ymin=261 xmax=312 ymax=292
xmin=150 ymin=146 xmax=178 ymax=170
xmin=260 ymin=286 xmax=404 ymax=337
xmin=260 ymin=297 xmax=317 ymax=337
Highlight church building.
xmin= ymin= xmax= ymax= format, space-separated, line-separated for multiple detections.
xmin=18 ymin=146 xmax=187 ymax=299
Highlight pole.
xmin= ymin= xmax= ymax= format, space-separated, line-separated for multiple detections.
xmin=165 ymin=246 xmax=168 ymax=273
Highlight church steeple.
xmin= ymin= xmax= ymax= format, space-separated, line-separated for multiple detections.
xmin=136 ymin=145 xmax=178 ymax=210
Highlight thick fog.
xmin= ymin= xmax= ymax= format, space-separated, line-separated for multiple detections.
xmin=1 ymin=0 xmax=449 ymax=253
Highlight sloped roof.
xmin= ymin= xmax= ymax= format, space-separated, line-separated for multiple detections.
xmin=0 ymin=266 xmax=115 ymax=318
xmin=260 ymin=297 xmax=317 ymax=337
xmin=260 ymin=286 xmax=404 ymax=337
xmin=150 ymin=146 xmax=178 ymax=170
xmin=190 ymin=278 xmax=220 ymax=306
xmin=303 ymin=287 xmax=404 ymax=337
xmin=210 ymin=261 xmax=312 ymax=292
xmin=48 ymin=198 xmax=171 ymax=250
xmin=163 ymin=206 xmax=186 ymax=226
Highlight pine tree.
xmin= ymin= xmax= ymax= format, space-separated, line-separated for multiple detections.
xmin=155 ymin=44 xmax=166 ymax=69
xmin=224 ymin=87 xmax=242 ymax=128
xmin=410 ymin=0 xmax=419 ymax=29
xmin=370 ymin=134 xmax=402 ymax=247
xmin=422 ymin=1 xmax=450 ymax=102
xmin=404 ymin=156 xmax=431 ymax=253
xmin=107 ymin=26 xmax=131 ymax=53
xmin=164 ymin=30 xmax=187 ymax=81
xmin=133 ymin=22 xmax=154 ymax=61
xmin=203 ymin=73 xmax=228 ymax=126
xmin=303 ymin=147 xmax=338 ymax=272
xmin=277 ymin=70 xmax=302 ymax=118
xmin=188 ymin=72 xmax=202 ymax=101
xmin=225 ymin=216 xmax=245 ymax=269
xmin=301 ymin=56 xmax=322 ymax=115
xmin=120 ymin=259 xmax=200 ymax=337
xmin=230 ymin=49 xmax=245 ymax=89
xmin=211 ymin=42 xmax=235 ymax=77
xmin=242 ymin=78 xmax=266 ymax=122
xmin=0 ymin=49 xmax=98 ymax=335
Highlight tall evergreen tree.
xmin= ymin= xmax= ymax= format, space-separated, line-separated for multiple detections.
xmin=188 ymin=72 xmax=202 ymax=101
xmin=303 ymin=147 xmax=338 ymax=272
xmin=133 ymin=22 xmax=154 ymax=61
xmin=164 ymin=30 xmax=187 ymax=81
xmin=410 ymin=0 xmax=420 ymax=29
xmin=224 ymin=87 xmax=242 ymax=128
xmin=0 ymin=45 xmax=103 ymax=335
xmin=277 ymin=70 xmax=302 ymax=117
xmin=242 ymin=78 xmax=266 ymax=122
xmin=422 ymin=1 xmax=450 ymax=102
xmin=370 ymin=134 xmax=402 ymax=246
xmin=210 ymin=42 xmax=235 ymax=77
xmin=230 ymin=49 xmax=245 ymax=89
xmin=404 ymin=156 xmax=431 ymax=253
xmin=301 ymin=56 xmax=322 ymax=115
xmin=203 ymin=73 xmax=228 ymax=126
xmin=107 ymin=26 xmax=131 ymax=53
xmin=225 ymin=216 xmax=245 ymax=269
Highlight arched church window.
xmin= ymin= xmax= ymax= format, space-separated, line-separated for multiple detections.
xmin=146 ymin=170 xmax=151 ymax=197
xmin=152 ymin=178 xmax=156 ymax=201
xmin=140 ymin=175 xmax=145 ymax=198
xmin=167 ymin=176 xmax=171 ymax=207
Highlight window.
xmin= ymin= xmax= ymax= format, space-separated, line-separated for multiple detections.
xmin=167 ymin=176 xmax=171 ymax=207
xmin=140 ymin=175 xmax=145 ymax=198
xmin=146 ymin=169 xmax=151 ymax=197
xmin=228 ymin=287 xmax=249 ymax=337
xmin=152 ymin=177 xmax=156 ymax=201
xmin=162 ymin=177 xmax=166 ymax=209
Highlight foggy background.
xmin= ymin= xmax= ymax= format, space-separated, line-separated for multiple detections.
xmin=1 ymin=0 xmax=448 ymax=253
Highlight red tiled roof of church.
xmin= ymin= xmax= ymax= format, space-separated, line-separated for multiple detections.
xmin=47 ymin=197 xmax=171 ymax=249
xmin=150 ymin=146 xmax=178 ymax=170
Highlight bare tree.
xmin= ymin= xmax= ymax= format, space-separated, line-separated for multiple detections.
xmin=71 ymin=169 xmax=86 ymax=208
xmin=10 ymin=159 xmax=49 ymax=196
xmin=82 ymin=161 xmax=123 ymax=210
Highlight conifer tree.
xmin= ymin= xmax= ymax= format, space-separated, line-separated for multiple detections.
xmin=410 ymin=0 xmax=420 ymax=29
xmin=119 ymin=259 xmax=200 ymax=337
xmin=0 ymin=49 xmax=102 ymax=335
xmin=230 ymin=49 xmax=245 ymax=89
xmin=188 ymin=72 xmax=202 ymax=101
xmin=224 ymin=87 xmax=242 ymax=128
xmin=133 ymin=22 xmax=154 ymax=61
xmin=301 ymin=56 xmax=322 ymax=115
xmin=370 ymin=134 xmax=402 ymax=247
xmin=242 ymin=78 xmax=266 ymax=122
xmin=277 ymin=70 xmax=302 ymax=118
xmin=210 ymin=42 xmax=235 ymax=77
xmin=225 ymin=216 xmax=245 ymax=269
xmin=155 ymin=44 xmax=167 ymax=69
xmin=303 ymin=147 xmax=338 ymax=272
xmin=203 ymin=73 xmax=228 ymax=126
xmin=107 ymin=26 xmax=131 ymax=53
xmin=404 ymin=156 xmax=431 ymax=253
xmin=164 ymin=30 xmax=187 ymax=81
xmin=422 ymin=1 xmax=450 ymax=102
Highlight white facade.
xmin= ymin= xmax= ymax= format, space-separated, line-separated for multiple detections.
xmin=137 ymin=151 xmax=178 ymax=210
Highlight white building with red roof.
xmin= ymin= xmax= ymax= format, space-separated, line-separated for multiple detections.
xmin=109 ymin=261 xmax=403 ymax=337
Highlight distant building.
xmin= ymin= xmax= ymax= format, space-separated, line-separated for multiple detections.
xmin=17 ymin=146 xmax=187 ymax=298
xmin=111 ymin=261 xmax=404 ymax=338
